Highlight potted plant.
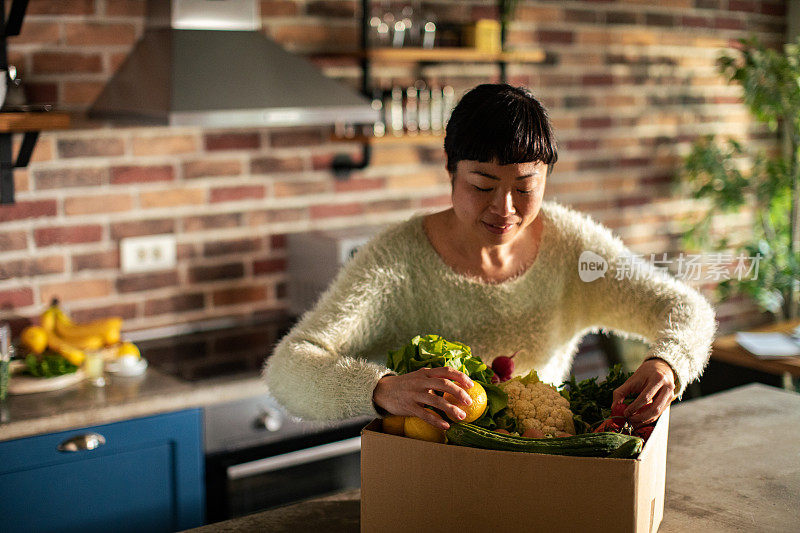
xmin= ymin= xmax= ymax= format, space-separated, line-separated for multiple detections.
xmin=679 ymin=37 xmax=800 ymax=321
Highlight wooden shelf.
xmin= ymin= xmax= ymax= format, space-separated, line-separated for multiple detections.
xmin=366 ymin=47 xmax=546 ymax=64
xmin=332 ymin=133 xmax=444 ymax=145
xmin=0 ymin=112 xmax=71 ymax=133
xmin=0 ymin=0 xmax=74 ymax=203
xmin=0 ymin=112 xmax=71 ymax=204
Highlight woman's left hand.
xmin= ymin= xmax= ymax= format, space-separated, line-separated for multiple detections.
xmin=611 ymin=358 xmax=676 ymax=426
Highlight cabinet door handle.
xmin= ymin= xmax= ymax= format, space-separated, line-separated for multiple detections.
xmin=57 ymin=433 xmax=106 ymax=452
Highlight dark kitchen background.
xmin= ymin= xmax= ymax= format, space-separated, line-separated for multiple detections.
xmin=0 ymin=0 xmax=786 ymax=335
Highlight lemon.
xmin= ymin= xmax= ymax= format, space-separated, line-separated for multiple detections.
xmin=443 ymin=381 xmax=487 ymax=423
xmin=404 ymin=415 xmax=446 ymax=443
xmin=20 ymin=326 xmax=48 ymax=354
xmin=382 ymin=415 xmax=406 ymax=436
xmin=117 ymin=342 xmax=140 ymax=359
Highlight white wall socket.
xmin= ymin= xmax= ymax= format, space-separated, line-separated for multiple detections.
xmin=120 ymin=234 xmax=177 ymax=273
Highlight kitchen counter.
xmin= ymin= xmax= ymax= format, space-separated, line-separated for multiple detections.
xmin=0 ymin=367 xmax=269 ymax=442
xmin=186 ymin=383 xmax=800 ymax=532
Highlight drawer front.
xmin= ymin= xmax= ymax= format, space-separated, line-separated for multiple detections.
xmin=0 ymin=409 xmax=201 ymax=474
xmin=2 ymin=443 xmax=174 ymax=533
xmin=0 ymin=409 xmax=204 ymax=532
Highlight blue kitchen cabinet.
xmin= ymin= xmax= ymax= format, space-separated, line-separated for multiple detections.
xmin=0 ymin=409 xmax=204 ymax=533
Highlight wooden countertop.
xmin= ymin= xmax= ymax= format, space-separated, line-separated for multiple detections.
xmin=712 ymin=319 xmax=800 ymax=377
xmin=187 ymin=384 xmax=800 ymax=533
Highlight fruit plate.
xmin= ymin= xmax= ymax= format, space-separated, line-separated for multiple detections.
xmin=8 ymin=369 xmax=85 ymax=395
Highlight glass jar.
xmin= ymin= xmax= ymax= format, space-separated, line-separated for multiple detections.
xmin=83 ymin=350 xmax=106 ymax=387
xmin=0 ymin=323 xmax=11 ymax=401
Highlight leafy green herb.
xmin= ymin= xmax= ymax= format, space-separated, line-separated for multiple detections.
xmin=679 ymin=37 xmax=800 ymax=320
xmin=24 ymin=352 xmax=78 ymax=378
xmin=560 ymin=365 xmax=633 ymax=433
xmin=386 ymin=334 xmax=517 ymax=431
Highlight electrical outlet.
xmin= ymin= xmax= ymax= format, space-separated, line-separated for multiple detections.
xmin=120 ymin=235 xmax=177 ymax=273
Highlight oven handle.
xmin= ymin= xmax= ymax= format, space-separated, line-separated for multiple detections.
xmin=226 ymin=436 xmax=362 ymax=480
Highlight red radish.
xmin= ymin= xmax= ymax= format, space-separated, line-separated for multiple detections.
xmin=611 ymin=401 xmax=627 ymax=419
xmin=612 ymin=397 xmax=637 ymax=419
xmin=593 ymin=418 xmax=622 ymax=433
xmin=522 ymin=428 xmax=545 ymax=438
xmin=491 ymin=350 xmax=520 ymax=381
xmin=634 ymin=425 xmax=654 ymax=441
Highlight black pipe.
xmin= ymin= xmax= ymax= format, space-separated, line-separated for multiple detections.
xmin=330 ymin=0 xmax=374 ymax=179
xmin=331 ymin=142 xmax=372 ymax=179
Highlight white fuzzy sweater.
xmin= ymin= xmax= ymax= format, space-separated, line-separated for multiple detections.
xmin=263 ymin=201 xmax=717 ymax=421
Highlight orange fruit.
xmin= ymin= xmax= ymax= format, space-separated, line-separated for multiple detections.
xmin=404 ymin=414 xmax=446 ymax=443
xmin=117 ymin=342 xmax=140 ymax=359
xmin=443 ymin=381 xmax=487 ymax=423
xmin=382 ymin=415 xmax=406 ymax=436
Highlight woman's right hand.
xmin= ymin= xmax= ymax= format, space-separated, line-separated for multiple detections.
xmin=372 ymin=367 xmax=475 ymax=430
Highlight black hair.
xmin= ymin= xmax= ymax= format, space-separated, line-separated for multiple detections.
xmin=444 ymin=83 xmax=558 ymax=175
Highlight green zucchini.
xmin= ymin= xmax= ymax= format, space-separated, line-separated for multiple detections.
xmin=606 ymin=438 xmax=644 ymax=458
xmin=446 ymin=423 xmax=643 ymax=459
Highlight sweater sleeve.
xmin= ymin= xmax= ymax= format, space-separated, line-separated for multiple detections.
xmin=566 ymin=211 xmax=717 ymax=397
xmin=262 ymin=234 xmax=401 ymax=421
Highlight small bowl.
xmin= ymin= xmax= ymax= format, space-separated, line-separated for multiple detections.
xmin=106 ymin=355 xmax=148 ymax=377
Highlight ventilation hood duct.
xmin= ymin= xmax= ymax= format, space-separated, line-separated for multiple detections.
xmin=89 ymin=0 xmax=378 ymax=128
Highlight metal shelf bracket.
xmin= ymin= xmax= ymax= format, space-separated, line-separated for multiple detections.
xmin=0 ymin=0 xmax=34 ymax=204
xmin=0 ymin=130 xmax=38 ymax=204
xmin=331 ymin=142 xmax=372 ymax=180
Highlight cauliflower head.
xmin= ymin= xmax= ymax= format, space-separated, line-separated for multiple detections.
xmin=500 ymin=370 xmax=576 ymax=436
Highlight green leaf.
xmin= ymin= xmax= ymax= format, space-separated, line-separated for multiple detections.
xmin=386 ymin=334 xmax=515 ymax=431
xmin=680 ymin=36 xmax=800 ymax=319
xmin=560 ymin=365 xmax=634 ymax=432
xmin=23 ymin=352 xmax=78 ymax=378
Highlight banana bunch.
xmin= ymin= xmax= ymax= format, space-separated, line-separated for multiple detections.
xmin=20 ymin=299 xmax=124 ymax=367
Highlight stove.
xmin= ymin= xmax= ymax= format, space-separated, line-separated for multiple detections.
xmin=132 ymin=314 xmax=368 ymax=523
xmin=135 ymin=315 xmax=296 ymax=383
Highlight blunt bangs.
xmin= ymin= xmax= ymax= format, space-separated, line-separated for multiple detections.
xmin=444 ymin=84 xmax=558 ymax=174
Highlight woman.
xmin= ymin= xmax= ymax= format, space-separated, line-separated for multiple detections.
xmin=264 ymin=84 xmax=716 ymax=432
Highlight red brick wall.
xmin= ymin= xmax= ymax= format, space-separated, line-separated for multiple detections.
xmin=0 ymin=0 xmax=787 ymax=335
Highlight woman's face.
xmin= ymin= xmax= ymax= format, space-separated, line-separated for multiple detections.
xmin=450 ymin=159 xmax=548 ymax=247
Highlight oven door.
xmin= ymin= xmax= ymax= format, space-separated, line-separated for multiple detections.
xmin=204 ymin=396 xmax=368 ymax=522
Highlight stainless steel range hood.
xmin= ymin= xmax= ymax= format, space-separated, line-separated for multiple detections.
xmin=89 ymin=0 xmax=378 ymax=128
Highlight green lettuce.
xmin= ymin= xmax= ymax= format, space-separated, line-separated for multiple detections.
xmin=513 ymin=368 xmax=541 ymax=386
xmin=386 ymin=334 xmax=517 ymax=431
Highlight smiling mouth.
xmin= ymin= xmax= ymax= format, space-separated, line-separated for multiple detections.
xmin=482 ymin=221 xmax=515 ymax=234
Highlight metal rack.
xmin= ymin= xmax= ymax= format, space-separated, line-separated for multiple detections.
xmin=331 ymin=0 xmax=546 ymax=177
xmin=0 ymin=0 xmax=70 ymax=204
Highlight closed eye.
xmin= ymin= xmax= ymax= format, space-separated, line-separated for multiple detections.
xmin=517 ymin=189 xmax=532 ymax=194
xmin=473 ymin=186 xmax=492 ymax=192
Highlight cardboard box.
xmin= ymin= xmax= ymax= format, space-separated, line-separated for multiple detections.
xmin=361 ymin=408 xmax=669 ymax=533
